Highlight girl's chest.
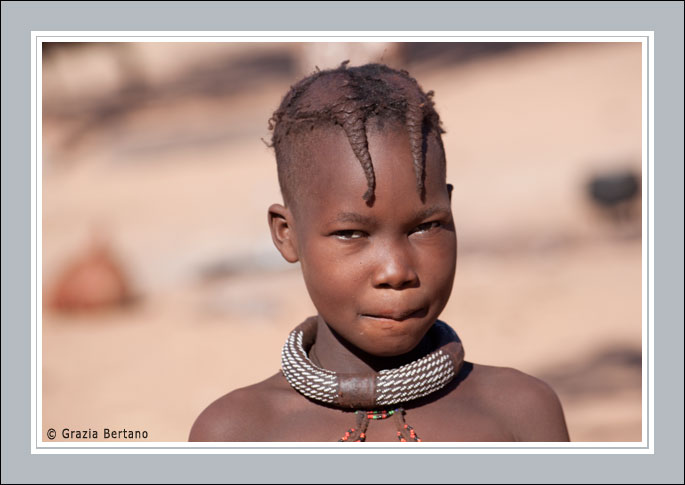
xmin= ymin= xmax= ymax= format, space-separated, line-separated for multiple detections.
xmin=262 ymin=402 xmax=515 ymax=443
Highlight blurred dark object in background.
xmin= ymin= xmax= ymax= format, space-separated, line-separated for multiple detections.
xmin=42 ymin=42 xmax=296 ymax=157
xmin=46 ymin=231 xmax=136 ymax=313
xmin=586 ymin=169 xmax=641 ymax=229
xmin=540 ymin=345 xmax=641 ymax=398
xmin=402 ymin=42 xmax=543 ymax=67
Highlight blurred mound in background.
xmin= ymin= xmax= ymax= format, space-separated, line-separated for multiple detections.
xmin=46 ymin=228 xmax=136 ymax=312
xmin=41 ymin=41 xmax=642 ymax=442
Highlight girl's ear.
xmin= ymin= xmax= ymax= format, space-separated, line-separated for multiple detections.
xmin=267 ymin=204 xmax=299 ymax=263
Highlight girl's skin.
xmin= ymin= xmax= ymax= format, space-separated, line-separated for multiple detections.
xmin=189 ymin=124 xmax=570 ymax=442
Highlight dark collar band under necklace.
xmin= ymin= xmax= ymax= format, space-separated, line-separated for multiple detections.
xmin=280 ymin=316 xmax=465 ymax=409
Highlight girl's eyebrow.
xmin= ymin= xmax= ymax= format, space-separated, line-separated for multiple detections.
xmin=333 ymin=212 xmax=375 ymax=225
xmin=413 ymin=205 xmax=451 ymax=221
xmin=331 ymin=206 xmax=450 ymax=226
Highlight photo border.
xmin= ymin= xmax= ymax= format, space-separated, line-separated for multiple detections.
xmin=2 ymin=2 xmax=682 ymax=483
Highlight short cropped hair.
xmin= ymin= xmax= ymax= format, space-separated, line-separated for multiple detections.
xmin=268 ymin=61 xmax=446 ymax=207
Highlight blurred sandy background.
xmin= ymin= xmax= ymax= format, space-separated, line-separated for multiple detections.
xmin=41 ymin=41 xmax=643 ymax=442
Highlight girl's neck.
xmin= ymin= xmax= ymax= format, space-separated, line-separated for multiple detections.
xmin=308 ymin=314 xmax=434 ymax=374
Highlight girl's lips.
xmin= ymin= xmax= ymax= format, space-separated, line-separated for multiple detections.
xmin=361 ymin=307 xmax=427 ymax=321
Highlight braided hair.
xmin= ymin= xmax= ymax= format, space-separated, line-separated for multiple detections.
xmin=268 ymin=61 xmax=446 ymax=207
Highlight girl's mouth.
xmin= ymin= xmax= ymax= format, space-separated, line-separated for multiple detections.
xmin=361 ymin=307 xmax=427 ymax=322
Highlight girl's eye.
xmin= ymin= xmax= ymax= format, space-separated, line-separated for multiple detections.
xmin=412 ymin=221 xmax=441 ymax=234
xmin=333 ymin=230 xmax=366 ymax=240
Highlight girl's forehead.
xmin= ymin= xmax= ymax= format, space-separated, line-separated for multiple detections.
xmin=301 ymin=125 xmax=443 ymax=176
xmin=292 ymin=129 xmax=448 ymax=222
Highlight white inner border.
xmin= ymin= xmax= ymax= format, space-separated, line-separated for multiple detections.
xmin=31 ymin=31 xmax=655 ymax=454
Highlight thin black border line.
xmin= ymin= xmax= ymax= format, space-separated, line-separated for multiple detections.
xmin=645 ymin=33 xmax=649 ymax=451
xmin=645 ymin=30 xmax=648 ymax=447
xmin=35 ymin=35 xmax=647 ymax=39
xmin=35 ymin=34 xmax=38 ymax=455
xmin=35 ymin=445 xmax=650 ymax=450
xmin=34 ymin=33 xmax=652 ymax=452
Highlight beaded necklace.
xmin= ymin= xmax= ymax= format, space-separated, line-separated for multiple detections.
xmin=338 ymin=408 xmax=421 ymax=442
xmin=280 ymin=316 xmax=465 ymax=442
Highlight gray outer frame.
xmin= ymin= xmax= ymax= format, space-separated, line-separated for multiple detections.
xmin=2 ymin=1 xmax=683 ymax=484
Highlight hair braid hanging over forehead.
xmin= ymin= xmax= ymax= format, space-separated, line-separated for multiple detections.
xmin=402 ymin=78 xmax=429 ymax=197
xmin=268 ymin=61 xmax=445 ymax=206
xmin=331 ymin=68 xmax=378 ymax=202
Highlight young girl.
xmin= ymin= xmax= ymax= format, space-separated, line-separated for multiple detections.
xmin=189 ymin=62 xmax=569 ymax=442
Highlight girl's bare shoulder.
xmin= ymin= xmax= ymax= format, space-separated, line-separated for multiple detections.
xmin=188 ymin=372 xmax=297 ymax=442
xmin=460 ymin=362 xmax=570 ymax=441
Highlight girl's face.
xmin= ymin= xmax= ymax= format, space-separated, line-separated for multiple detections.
xmin=286 ymin=126 xmax=457 ymax=357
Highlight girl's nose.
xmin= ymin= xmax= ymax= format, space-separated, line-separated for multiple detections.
xmin=371 ymin=241 xmax=419 ymax=289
